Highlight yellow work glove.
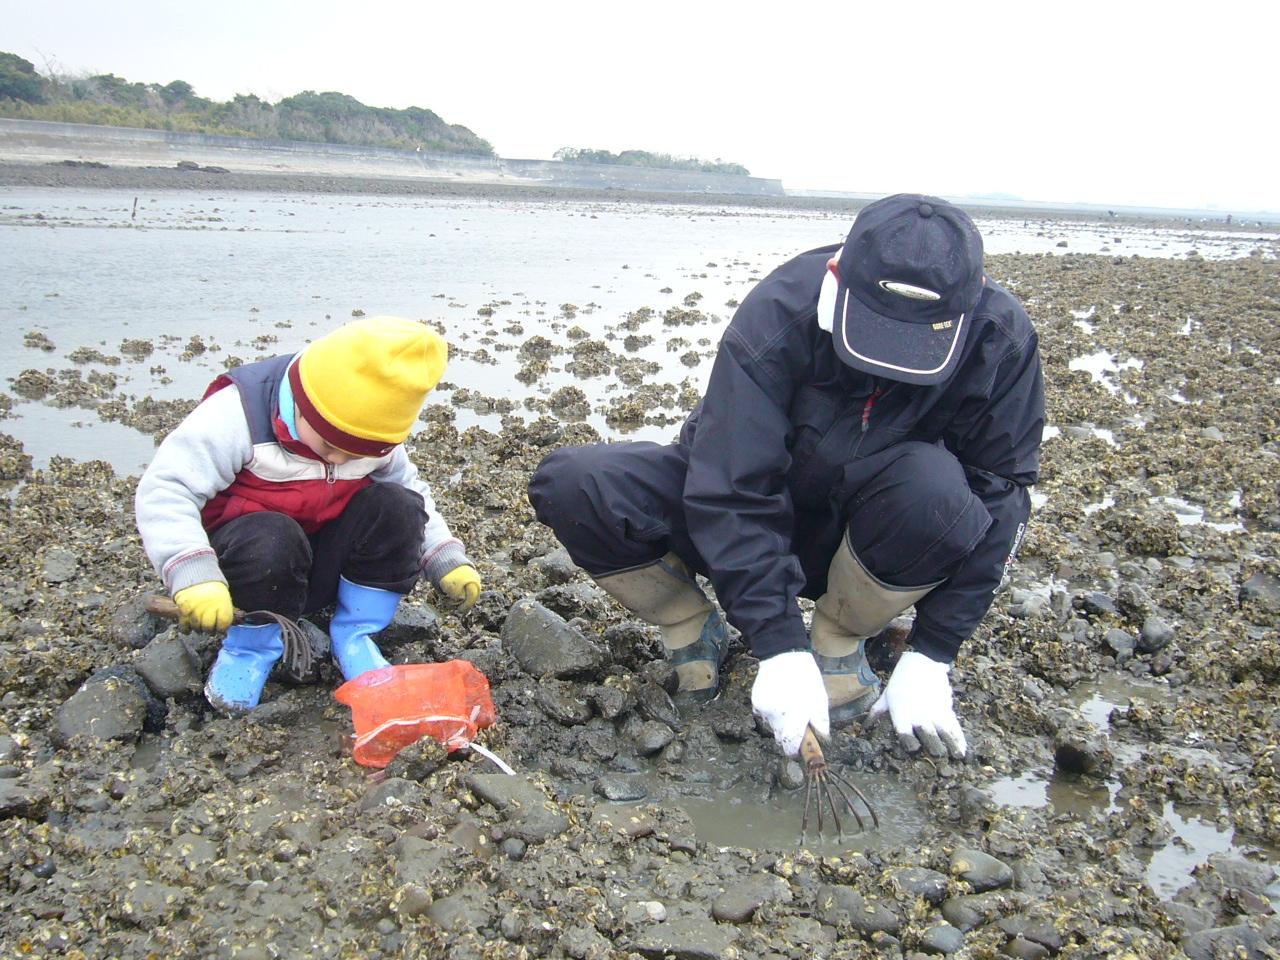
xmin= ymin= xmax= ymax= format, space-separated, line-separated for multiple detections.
xmin=439 ymin=564 xmax=482 ymax=611
xmin=173 ymin=581 xmax=235 ymax=633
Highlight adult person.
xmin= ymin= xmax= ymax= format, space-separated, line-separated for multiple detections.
xmin=529 ymin=194 xmax=1043 ymax=759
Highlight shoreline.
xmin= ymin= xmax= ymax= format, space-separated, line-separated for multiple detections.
xmin=3 ymin=161 xmax=1274 ymax=232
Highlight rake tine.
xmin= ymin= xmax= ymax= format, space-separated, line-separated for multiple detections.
xmin=819 ymin=773 xmax=846 ymax=838
xmin=801 ymin=773 xmax=815 ymax=843
xmin=827 ymin=768 xmax=880 ymax=830
xmin=822 ymin=770 xmax=866 ymax=832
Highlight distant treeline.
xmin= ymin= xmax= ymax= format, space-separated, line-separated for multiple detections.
xmin=553 ymin=147 xmax=750 ymax=177
xmin=0 ymin=51 xmax=494 ymax=156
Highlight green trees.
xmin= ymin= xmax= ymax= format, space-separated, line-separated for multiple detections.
xmin=0 ymin=53 xmax=494 ymax=155
xmin=0 ymin=53 xmax=45 ymax=103
xmin=554 ymin=146 xmax=749 ymax=176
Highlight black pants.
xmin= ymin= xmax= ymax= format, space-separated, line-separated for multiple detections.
xmin=528 ymin=440 xmax=988 ymax=597
xmin=210 ymin=482 xmax=426 ymax=618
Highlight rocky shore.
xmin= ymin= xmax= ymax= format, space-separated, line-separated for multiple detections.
xmin=1 ymin=242 xmax=1279 ymax=958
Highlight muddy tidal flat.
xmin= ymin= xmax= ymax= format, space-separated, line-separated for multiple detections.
xmin=1 ymin=171 xmax=1279 ymax=959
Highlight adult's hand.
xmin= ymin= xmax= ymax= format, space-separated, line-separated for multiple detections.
xmin=869 ymin=650 xmax=967 ymax=758
xmin=440 ymin=564 xmax=482 ymax=611
xmin=751 ymin=650 xmax=830 ymax=756
xmin=173 ymin=581 xmax=234 ymax=634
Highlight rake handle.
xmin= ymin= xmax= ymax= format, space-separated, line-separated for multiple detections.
xmin=799 ymin=724 xmax=825 ymax=768
xmin=145 ymin=595 xmax=247 ymax=625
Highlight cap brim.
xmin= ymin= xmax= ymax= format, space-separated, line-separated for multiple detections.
xmin=831 ymin=284 xmax=967 ymax=385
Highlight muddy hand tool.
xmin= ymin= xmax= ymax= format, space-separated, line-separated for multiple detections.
xmin=798 ymin=724 xmax=879 ymax=841
xmin=145 ymin=595 xmax=316 ymax=682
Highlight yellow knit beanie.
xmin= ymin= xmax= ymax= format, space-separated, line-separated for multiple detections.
xmin=291 ymin=316 xmax=447 ymax=456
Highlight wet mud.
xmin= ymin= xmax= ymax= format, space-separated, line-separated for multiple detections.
xmin=1 ymin=221 xmax=1279 ymax=958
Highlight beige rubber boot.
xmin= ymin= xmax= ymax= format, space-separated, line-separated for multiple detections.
xmin=595 ymin=552 xmax=728 ymax=704
xmin=812 ymin=536 xmax=941 ymax=723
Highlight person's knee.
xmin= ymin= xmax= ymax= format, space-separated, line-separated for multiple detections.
xmin=848 ymin=444 xmax=990 ymax=582
xmin=529 ymin=444 xmax=607 ymax=530
xmin=217 ymin=511 xmax=312 ymax=587
xmin=239 ymin=511 xmax=309 ymax=559
xmin=361 ymin=481 xmax=427 ymax=525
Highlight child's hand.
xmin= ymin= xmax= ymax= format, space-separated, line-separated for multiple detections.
xmin=440 ymin=565 xmax=482 ymax=611
xmin=174 ymin=581 xmax=235 ymax=633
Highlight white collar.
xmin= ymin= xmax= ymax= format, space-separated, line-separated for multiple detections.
xmin=816 ymin=246 xmax=841 ymax=332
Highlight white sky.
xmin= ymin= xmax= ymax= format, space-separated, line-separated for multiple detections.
xmin=5 ymin=0 xmax=1277 ymax=211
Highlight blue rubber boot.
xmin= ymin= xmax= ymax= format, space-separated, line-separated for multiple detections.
xmin=204 ymin=622 xmax=285 ymax=714
xmin=330 ymin=576 xmax=397 ymax=681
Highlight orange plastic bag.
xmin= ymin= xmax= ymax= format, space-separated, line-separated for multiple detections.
xmin=334 ymin=661 xmax=497 ymax=769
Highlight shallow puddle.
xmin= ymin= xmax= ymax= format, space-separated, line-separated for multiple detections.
xmin=677 ymin=770 xmax=927 ymax=855
xmin=988 ymin=673 xmax=1278 ymax=904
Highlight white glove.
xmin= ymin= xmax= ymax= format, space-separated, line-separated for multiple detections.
xmin=751 ymin=650 xmax=830 ymax=756
xmin=869 ymin=650 xmax=967 ymax=759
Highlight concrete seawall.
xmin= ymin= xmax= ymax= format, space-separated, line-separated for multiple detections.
xmin=0 ymin=118 xmax=785 ymax=197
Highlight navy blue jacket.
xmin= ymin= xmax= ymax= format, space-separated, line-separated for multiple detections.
xmin=678 ymin=244 xmax=1044 ymax=663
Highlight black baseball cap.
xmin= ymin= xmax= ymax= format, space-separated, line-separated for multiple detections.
xmin=830 ymin=193 xmax=985 ymax=385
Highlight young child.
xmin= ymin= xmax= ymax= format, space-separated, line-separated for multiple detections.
xmin=135 ymin=315 xmax=481 ymax=713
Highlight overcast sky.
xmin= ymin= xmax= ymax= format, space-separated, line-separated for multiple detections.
xmin=6 ymin=0 xmax=1277 ymax=211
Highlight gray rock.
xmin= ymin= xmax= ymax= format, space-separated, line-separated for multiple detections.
xmin=1053 ymin=727 xmax=1113 ymax=776
xmin=468 ymin=773 xmax=569 ymax=842
xmin=776 ymin=758 xmax=806 ymax=791
xmin=888 ymin=866 xmax=950 ymax=904
xmin=591 ymin=803 xmax=657 ymax=839
xmin=636 ymin=682 xmax=682 ymax=730
xmin=394 ymin=882 xmax=433 ymax=919
xmin=1081 ymin=592 xmax=1119 ymax=618
xmin=594 ymin=774 xmax=648 ymax=802
xmin=941 ymin=892 xmax=1027 ymax=931
xmin=951 ymin=848 xmax=1014 ymax=892
xmin=635 ymin=720 xmax=675 ymax=755
xmin=590 ymin=682 xmax=637 ymax=720
xmin=377 ymin=601 xmax=440 ymax=647
xmin=1240 ymin=571 xmax=1280 ymax=613
xmin=1182 ymin=923 xmax=1279 ymax=960
xmin=502 ymin=599 xmax=607 ymax=679
xmin=0 ymin=776 xmax=50 ymax=820
xmin=919 ymin=923 xmax=965 ymax=954
xmin=0 ymin=734 xmax=17 ymax=763
xmin=817 ymin=885 xmax=901 ymax=934
xmin=358 ymin=776 xmax=425 ymax=813
xmin=1116 ymin=582 xmax=1155 ymax=621
xmin=537 ymin=581 xmax=612 ymax=620
xmin=1205 ymin=853 xmax=1277 ymax=896
xmin=133 ymin=629 xmax=202 ymax=698
xmin=1200 ymin=426 xmax=1225 ymax=441
xmin=561 ymin=924 xmax=612 ymax=958
xmin=426 ymin=884 xmax=493 ymax=932
xmin=1002 ymin=936 xmax=1050 ymax=959
xmin=394 ymin=835 xmax=453 ymax=889
xmin=628 ymin=912 xmax=738 ymax=959
xmin=1103 ymin=628 xmax=1136 ymax=658
xmin=997 ymin=915 xmax=1065 ymax=952
xmin=1159 ymin=901 xmax=1214 ymax=935
xmin=109 ymin=595 xmax=166 ymax=649
xmin=528 ymin=548 xmax=580 ymax=585
xmin=711 ymin=874 xmax=791 ymax=923
xmin=1138 ymin=616 xmax=1175 ymax=653
xmin=54 ymin=672 xmax=147 ymax=746
xmin=537 ymin=679 xmax=593 ymax=725
xmin=42 ymin=547 xmax=78 ymax=584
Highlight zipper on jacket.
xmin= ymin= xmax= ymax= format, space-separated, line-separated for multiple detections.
xmin=325 ymin=462 xmax=336 ymax=484
xmin=861 ymin=387 xmax=883 ymax=433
